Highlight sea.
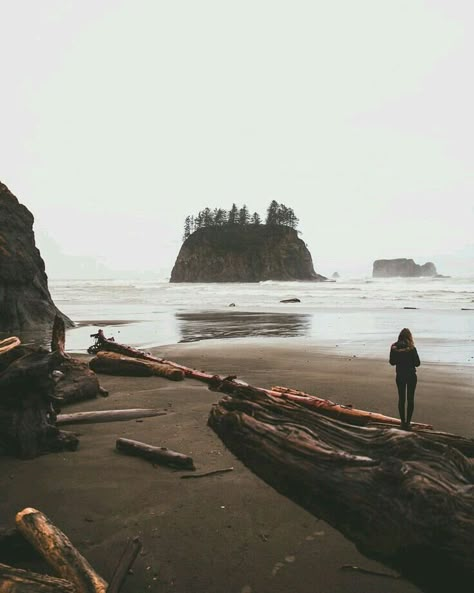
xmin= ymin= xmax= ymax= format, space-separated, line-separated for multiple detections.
xmin=44 ymin=276 xmax=474 ymax=367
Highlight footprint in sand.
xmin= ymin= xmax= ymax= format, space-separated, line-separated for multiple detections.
xmin=271 ymin=562 xmax=285 ymax=576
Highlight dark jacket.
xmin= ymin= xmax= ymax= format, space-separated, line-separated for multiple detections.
xmin=389 ymin=341 xmax=420 ymax=376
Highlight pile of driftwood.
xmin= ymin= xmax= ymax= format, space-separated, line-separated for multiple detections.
xmin=0 ymin=507 xmax=141 ymax=592
xmin=0 ymin=317 xmax=104 ymax=458
xmin=88 ymin=330 xmax=184 ymax=380
xmin=0 ymin=318 xmax=171 ymax=459
xmin=208 ymin=378 xmax=474 ymax=593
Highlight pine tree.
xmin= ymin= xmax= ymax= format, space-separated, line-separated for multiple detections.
xmin=228 ymin=203 xmax=239 ymax=224
xmin=239 ymin=204 xmax=250 ymax=225
xmin=202 ymin=207 xmax=213 ymax=227
xmin=183 ymin=215 xmax=191 ymax=241
xmin=266 ymin=200 xmax=280 ymax=225
xmin=214 ymin=208 xmax=227 ymax=225
xmin=250 ymin=212 xmax=261 ymax=225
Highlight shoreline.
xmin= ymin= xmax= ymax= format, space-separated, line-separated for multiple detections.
xmin=1 ymin=341 xmax=472 ymax=592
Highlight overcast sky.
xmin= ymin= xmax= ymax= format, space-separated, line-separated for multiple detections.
xmin=1 ymin=0 xmax=473 ymax=278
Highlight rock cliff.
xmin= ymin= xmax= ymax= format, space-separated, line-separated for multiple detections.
xmin=373 ymin=258 xmax=437 ymax=278
xmin=170 ymin=225 xmax=326 ymax=282
xmin=0 ymin=181 xmax=72 ymax=332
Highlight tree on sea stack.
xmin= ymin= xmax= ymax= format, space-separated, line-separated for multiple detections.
xmin=173 ymin=201 xmax=324 ymax=282
xmin=181 ymin=200 xmax=299 ymax=241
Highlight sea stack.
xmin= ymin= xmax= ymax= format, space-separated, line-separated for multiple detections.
xmin=372 ymin=258 xmax=437 ymax=278
xmin=0 ymin=181 xmax=72 ymax=332
xmin=170 ymin=225 xmax=326 ymax=282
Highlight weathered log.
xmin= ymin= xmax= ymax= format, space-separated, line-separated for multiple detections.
xmin=56 ymin=409 xmax=166 ymax=426
xmin=89 ymin=351 xmax=184 ymax=380
xmin=116 ymin=438 xmax=195 ymax=470
xmin=208 ymin=379 xmax=474 ymax=593
xmin=0 ymin=336 xmax=21 ymax=355
xmin=88 ymin=335 xmax=216 ymax=382
xmin=16 ymin=508 xmax=107 ymax=593
xmin=269 ymin=385 xmax=432 ymax=429
xmin=0 ymin=562 xmax=75 ymax=593
xmin=106 ymin=536 xmax=142 ymax=593
xmin=53 ymin=358 xmax=102 ymax=405
xmin=89 ymin=353 xmax=153 ymax=377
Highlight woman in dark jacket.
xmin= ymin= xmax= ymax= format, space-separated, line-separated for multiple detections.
xmin=389 ymin=328 xmax=420 ymax=430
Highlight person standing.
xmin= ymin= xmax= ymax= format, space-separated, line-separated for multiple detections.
xmin=389 ymin=328 xmax=421 ymax=430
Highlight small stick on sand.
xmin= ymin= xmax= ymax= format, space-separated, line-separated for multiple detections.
xmin=341 ymin=564 xmax=400 ymax=579
xmin=180 ymin=467 xmax=234 ymax=479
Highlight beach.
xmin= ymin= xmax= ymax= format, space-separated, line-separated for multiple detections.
xmin=1 ymin=339 xmax=472 ymax=592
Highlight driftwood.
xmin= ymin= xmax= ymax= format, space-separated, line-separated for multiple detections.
xmin=0 ymin=349 xmax=79 ymax=458
xmin=0 ymin=562 xmax=75 ymax=593
xmin=0 ymin=336 xmax=21 ymax=355
xmin=88 ymin=334 xmax=215 ymax=382
xmin=116 ymin=438 xmax=195 ymax=470
xmin=180 ymin=467 xmax=234 ymax=479
xmin=16 ymin=508 xmax=107 ymax=593
xmin=0 ymin=317 xmax=108 ymax=458
xmin=208 ymin=379 xmax=474 ymax=593
xmin=56 ymin=408 xmax=166 ymax=426
xmin=106 ymin=536 xmax=142 ymax=593
xmin=89 ymin=351 xmax=184 ymax=381
xmin=269 ymin=385 xmax=432 ymax=429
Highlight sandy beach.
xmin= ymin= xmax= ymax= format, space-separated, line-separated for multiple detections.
xmin=1 ymin=340 xmax=472 ymax=593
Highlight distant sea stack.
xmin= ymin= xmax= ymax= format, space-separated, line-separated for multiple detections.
xmin=0 ymin=181 xmax=72 ymax=332
xmin=372 ymin=258 xmax=438 ymax=278
xmin=170 ymin=225 xmax=327 ymax=282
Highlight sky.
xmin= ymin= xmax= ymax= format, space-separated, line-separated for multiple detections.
xmin=1 ymin=0 xmax=473 ymax=279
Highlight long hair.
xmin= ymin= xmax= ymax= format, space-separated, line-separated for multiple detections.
xmin=398 ymin=328 xmax=415 ymax=349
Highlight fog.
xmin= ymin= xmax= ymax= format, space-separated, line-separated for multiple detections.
xmin=1 ymin=1 xmax=473 ymax=278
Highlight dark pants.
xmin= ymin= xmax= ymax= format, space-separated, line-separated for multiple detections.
xmin=396 ymin=374 xmax=417 ymax=424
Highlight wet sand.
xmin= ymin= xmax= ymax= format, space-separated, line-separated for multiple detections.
xmin=1 ymin=341 xmax=472 ymax=592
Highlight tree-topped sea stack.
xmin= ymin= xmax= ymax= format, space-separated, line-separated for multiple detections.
xmin=171 ymin=201 xmax=326 ymax=282
xmin=0 ymin=181 xmax=72 ymax=332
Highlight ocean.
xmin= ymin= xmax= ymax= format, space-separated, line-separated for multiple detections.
xmin=46 ymin=276 xmax=474 ymax=367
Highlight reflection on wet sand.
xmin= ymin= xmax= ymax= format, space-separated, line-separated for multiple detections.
xmin=176 ymin=311 xmax=311 ymax=343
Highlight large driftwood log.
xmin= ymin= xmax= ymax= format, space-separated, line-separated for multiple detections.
xmin=56 ymin=408 xmax=166 ymax=426
xmin=208 ymin=379 xmax=474 ymax=593
xmin=16 ymin=508 xmax=107 ymax=593
xmin=88 ymin=334 xmax=216 ymax=382
xmin=0 ymin=562 xmax=75 ymax=593
xmin=269 ymin=385 xmax=432 ymax=429
xmin=116 ymin=438 xmax=195 ymax=470
xmin=89 ymin=351 xmax=184 ymax=380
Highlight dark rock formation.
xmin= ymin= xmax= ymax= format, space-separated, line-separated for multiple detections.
xmin=0 ymin=182 xmax=72 ymax=332
xmin=373 ymin=258 xmax=437 ymax=278
xmin=170 ymin=225 xmax=326 ymax=282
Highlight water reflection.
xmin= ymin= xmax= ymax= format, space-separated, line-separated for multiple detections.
xmin=176 ymin=311 xmax=311 ymax=343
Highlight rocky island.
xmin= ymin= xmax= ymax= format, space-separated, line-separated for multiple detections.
xmin=170 ymin=201 xmax=326 ymax=282
xmin=0 ymin=181 xmax=72 ymax=332
xmin=373 ymin=258 xmax=438 ymax=278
